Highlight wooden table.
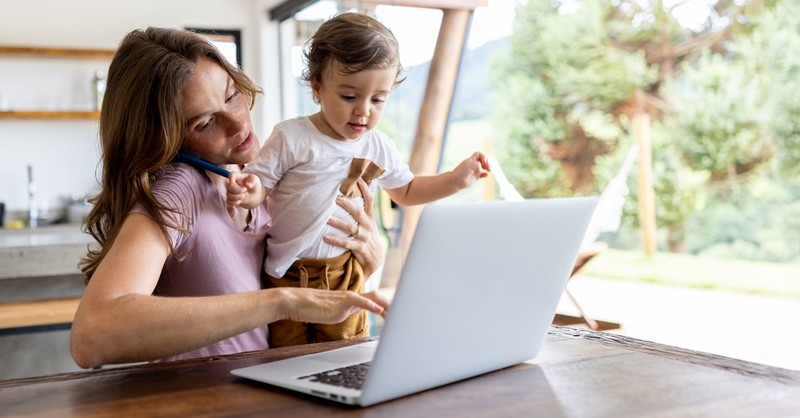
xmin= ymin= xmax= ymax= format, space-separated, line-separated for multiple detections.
xmin=1 ymin=326 xmax=798 ymax=417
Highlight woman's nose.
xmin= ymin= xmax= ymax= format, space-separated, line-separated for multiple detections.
xmin=225 ymin=111 xmax=248 ymax=138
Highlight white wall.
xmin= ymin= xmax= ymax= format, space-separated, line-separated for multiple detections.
xmin=0 ymin=0 xmax=283 ymax=221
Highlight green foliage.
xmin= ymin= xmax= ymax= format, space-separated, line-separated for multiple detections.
xmin=500 ymin=0 xmax=655 ymax=141
xmin=491 ymin=63 xmax=571 ymax=197
xmin=740 ymin=0 xmax=800 ymax=176
xmin=626 ymin=123 xmax=708 ymax=230
xmin=662 ymin=0 xmax=800 ymax=180
xmin=665 ymin=52 xmax=774 ymax=179
xmin=492 ymin=1 xmax=662 ymax=198
xmin=684 ymin=177 xmax=800 ymax=262
xmin=491 ymin=0 xmax=800 ymax=261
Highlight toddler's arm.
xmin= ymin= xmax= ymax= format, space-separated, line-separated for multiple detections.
xmin=226 ymin=173 xmax=271 ymax=209
xmin=386 ymin=151 xmax=490 ymax=206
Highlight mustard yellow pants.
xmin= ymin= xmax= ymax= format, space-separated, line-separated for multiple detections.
xmin=266 ymin=251 xmax=368 ymax=348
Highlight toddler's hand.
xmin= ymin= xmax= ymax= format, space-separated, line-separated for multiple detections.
xmin=452 ymin=151 xmax=491 ymax=189
xmin=226 ymin=173 xmax=258 ymax=207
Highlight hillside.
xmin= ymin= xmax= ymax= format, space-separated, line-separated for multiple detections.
xmin=390 ymin=37 xmax=509 ymax=122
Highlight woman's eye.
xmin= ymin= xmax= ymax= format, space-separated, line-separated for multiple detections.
xmin=226 ymin=90 xmax=240 ymax=103
xmin=198 ymin=118 xmax=213 ymax=132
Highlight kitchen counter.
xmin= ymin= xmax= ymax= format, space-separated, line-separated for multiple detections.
xmin=0 ymin=224 xmax=91 ymax=381
xmin=0 ymin=224 xmax=92 ymax=280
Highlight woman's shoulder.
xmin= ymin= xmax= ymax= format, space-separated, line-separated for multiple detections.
xmin=156 ymin=163 xmax=211 ymax=189
xmin=150 ymin=163 xmax=217 ymax=210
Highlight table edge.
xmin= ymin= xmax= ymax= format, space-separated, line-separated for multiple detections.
xmin=549 ymin=326 xmax=800 ymax=384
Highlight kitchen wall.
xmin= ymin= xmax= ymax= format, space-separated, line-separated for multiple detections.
xmin=0 ymin=0 xmax=283 ymax=222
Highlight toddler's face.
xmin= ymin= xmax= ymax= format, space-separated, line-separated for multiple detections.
xmin=312 ymin=62 xmax=398 ymax=141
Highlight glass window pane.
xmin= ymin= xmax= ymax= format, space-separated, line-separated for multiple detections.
xmin=277 ymin=1 xmax=441 ymax=161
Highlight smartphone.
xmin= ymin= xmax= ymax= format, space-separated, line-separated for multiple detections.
xmin=175 ymin=151 xmax=231 ymax=177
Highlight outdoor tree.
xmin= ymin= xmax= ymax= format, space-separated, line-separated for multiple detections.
xmin=666 ymin=0 xmax=800 ymax=180
xmin=662 ymin=0 xmax=800 ymax=258
xmin=492 ymin=0 xmax=793 ymax=251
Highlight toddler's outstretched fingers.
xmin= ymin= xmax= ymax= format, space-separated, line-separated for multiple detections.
xmin=228 ymin=172 xmax=238 ymax=185
xmin=226 ymin=173 xmax=246 ymax=196
xmin=476 ymin=152 xmax=491 ymax=171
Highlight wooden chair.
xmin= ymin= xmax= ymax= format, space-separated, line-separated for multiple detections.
xmin=552 ymin=241 xmax=621 ymax=330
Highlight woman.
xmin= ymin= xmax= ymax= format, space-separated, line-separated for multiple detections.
xmin=69 ymin=27 xmax=389 ymax=369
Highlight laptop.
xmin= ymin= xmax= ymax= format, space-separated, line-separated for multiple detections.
xmin=231 ymin=197 xmax=598 ymax=406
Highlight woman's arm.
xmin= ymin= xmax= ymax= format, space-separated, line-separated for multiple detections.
xmin=70 ymin=212 xmax=386 ymax=368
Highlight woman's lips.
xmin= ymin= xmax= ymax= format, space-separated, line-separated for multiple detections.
xmin=233 ymin=132 xmax=254 ymax=153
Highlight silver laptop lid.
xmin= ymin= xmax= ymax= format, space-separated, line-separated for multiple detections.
xmin=359 ymin=197 xmax=598 ymax=406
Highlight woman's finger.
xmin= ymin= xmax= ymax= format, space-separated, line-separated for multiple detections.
xmin=351 ymin=292 xmax=384 ymax=316
xmin=328 ymin=191 xmax=384 ymax=277
xmin=335 ymin=195 xmax=360 ymax=219
xmin=362 ymin=290 xmax=391 ymax=317
xmin=327 ymin=211 xmax=353 ymax=235
xmin=357 ymin=178 xmax=373 ymax=217
xmin=323 ymin=228 xmax=363 ymax=247
xmin=290 ymin=289 xmax=382 ymax=324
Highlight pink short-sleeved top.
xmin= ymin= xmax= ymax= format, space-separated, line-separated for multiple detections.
xmin=132 ymin=163 xmax=272 ymax=362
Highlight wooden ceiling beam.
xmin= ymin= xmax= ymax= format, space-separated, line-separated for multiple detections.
xmin=270 ymin=0 xmax=487 ymax=21
xmin=338 ymin=0 xmax=487 ymax=10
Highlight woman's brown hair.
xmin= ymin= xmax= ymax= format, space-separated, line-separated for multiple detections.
xmin=81 ymin=27 xmax=261 ymax=282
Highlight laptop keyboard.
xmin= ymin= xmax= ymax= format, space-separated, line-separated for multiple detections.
xmin=298 ymin=361 xmax=371 ymax=390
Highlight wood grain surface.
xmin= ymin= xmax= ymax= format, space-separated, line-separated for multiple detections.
xmin=0 ymin=327 xmax=798 ymax=417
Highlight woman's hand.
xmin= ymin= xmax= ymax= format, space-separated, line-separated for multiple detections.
xmin=361 ymin=290 xmax=391 ymax=318
xmin=280 ymin=288 xmax=391 ymax=323
xmin=323 ymin=178 xmax=385 ymax=277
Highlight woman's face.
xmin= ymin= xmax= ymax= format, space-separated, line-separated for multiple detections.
xmin=181 ymin=59 xmax=259 ymax=166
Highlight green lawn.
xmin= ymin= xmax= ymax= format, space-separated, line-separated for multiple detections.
xmin=581 ymin=249 xmax=800 ymax=298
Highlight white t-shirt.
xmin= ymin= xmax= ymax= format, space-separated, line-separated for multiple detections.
xmin=247 ymin=116 xmax=414 ymax=277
